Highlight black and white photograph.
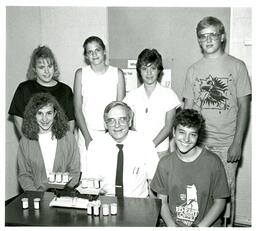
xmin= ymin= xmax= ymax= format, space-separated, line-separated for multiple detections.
xmin=2 ymin=0 xmax=254 ymax=229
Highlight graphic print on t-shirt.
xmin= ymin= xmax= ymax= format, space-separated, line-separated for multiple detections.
xmin=176 ymin=184 xmax=199 ymax=226
xmin=194 ymin=75 xmax=231 ymax=111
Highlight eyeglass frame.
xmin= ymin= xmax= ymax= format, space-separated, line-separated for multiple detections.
xmin=105 ymin=116 xmax=130 ymax=127
xmin=198 ymin=32 xmax=221 ymax=42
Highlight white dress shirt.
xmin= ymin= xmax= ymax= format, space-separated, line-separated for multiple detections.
xmin=86 ymin=131 xmax=159 ymax=198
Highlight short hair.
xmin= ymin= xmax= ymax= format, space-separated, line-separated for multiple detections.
xmin=103 ymin=101 xmax=133 ymax=124
xmin=173 ymin=109 xmax=205 ymax=133
xmin=196 ymin=16 xmax=226 ymax=50
xmin=26 ymin=45 xmax=60 ymax=81
xmin=136 ymin=49 xmax=164 ymax=84
xmin=22 ymin=93 xmax=69 ymax=140
xmin=83 ymin=36 xmax=106 ymax=56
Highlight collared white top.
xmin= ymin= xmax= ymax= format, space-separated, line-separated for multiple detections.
xmin=124 ymin=83 xmax=181 ymax=152
xmin=86 ymin=131 xmax=159 ymax=198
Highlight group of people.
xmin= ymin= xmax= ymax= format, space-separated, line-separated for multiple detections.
xmin=8 ymin=16 xmax=251 ymax=227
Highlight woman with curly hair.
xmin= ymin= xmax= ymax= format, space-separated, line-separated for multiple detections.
xmin=9 ymin=45 xmax=75 ymax=138
xmin=17 ymin=93 xmax=80 ymax=191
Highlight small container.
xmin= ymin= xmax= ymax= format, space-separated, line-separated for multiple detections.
xmin=55 ymin=172 xmax=62 ymax=183
xmin=87 ymin=203 xmax=93 ymax=215
xmin=87 ymin=179 xmax=94 ymax=188
xmin=62 ymin=172 xmax=69 ymax=183
xmin=48 ymin=172 xmax=55 ymax=183
xmin=110 ymin=203 xmax=117 ymax=215
xmin=33 ymin=198 xmax=41 ymax=209
xmin=102 ymin=204 xmax=109 ymax=216
xmin=21 ymin=198 xmax=29 ymax=209
xmin=93 ymin=204 xmax=100 ymax=216
xmin=81 ymin=179 xmax=88 ymax=188
xmin=93 ymin=179 xmax=100 ymax=189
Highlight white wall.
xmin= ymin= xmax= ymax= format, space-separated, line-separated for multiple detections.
xmin=39 ymin=7 xmax=108 ymax=88
xmin=6 ymin=6 xmax=108 ymax=199
xmin=6 ymin=6 xmax=42 ymax=199
xmin=108 ymin=7 xmax=230 ymax=99
xmin=230 ymin=8 xmax=252 ymax=225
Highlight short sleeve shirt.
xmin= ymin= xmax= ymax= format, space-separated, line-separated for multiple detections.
xmin=150 ymin=148 xmax=230 ymax=227
xmin=124 ymin=83 xmax=181 ymax=151
xmin=9 ymin=80 xmax=75 ymax=121
xmin=182 ymin=53 xmax=251 ymax=146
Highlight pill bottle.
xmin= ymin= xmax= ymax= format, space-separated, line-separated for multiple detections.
xmin=93 ymin=204 xmax=100 ymax=216
xmin=87 ymin=203 xmax=93 ymax=215
xmin=48 ymin=172 xmax=55 ymax=183
xmin=93 ymin=179 xmax=100 ymax=189
xmin=81 ymin=179 xmax=88 ymax=188
xmin=102 ymin=204 xmax=109 ymax=216
xmin=55 ymin=172 xmax=62 ymax=183
xmin=110 ymin=203 xmax=117 ymax=215
xmin=62 ymin=172 xmax=69 ymax=183
xmin=33 ymin=198 xmax=41 ymax=209
xmin=21 ymin=198 xmax=29 ymax=209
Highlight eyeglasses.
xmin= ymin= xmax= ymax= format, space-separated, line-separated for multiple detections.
xmin=198 ymin=32 xmax=221 ymax=42
xmin=106 ymin=117 xmax=129 ymax=126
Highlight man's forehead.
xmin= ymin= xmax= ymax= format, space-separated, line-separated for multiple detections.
xmin=199 ymin=26 xmax=219 ymax=34
xmin=107 ymin=106 xmax=127 ymax=118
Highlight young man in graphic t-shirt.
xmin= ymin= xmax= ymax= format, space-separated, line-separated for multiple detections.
xmin=151 ymin=109 xmax=230 ymax=227
xmin=182 ymin=16 xmax=251 ymax=226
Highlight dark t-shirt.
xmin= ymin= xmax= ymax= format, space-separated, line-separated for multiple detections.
xmin=150 ymin=148 xmax=230 ymax=227
xmin=9 ymin=80 xmax=75 ymax=121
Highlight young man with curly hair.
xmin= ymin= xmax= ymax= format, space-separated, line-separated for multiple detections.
xmin=151 ymin=109 xmax=230 ymax=227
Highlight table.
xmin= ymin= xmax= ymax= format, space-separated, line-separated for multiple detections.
xmin=5 ymin=191 xmax=161 ymax=226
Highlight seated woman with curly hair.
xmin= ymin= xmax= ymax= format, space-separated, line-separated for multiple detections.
xmin=17 ymin=92 xmax=80 ymax=191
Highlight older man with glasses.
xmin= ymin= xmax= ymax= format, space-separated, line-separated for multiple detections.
xmin=85 ymin=101 xmax=159 ymax=198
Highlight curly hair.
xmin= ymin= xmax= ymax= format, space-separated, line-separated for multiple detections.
xmin=136 ymin=48 xmax=164 ymax=84
xmin=26 ymin=45 xmax=60 ymax=81
xmin=173 ymin=109 xmax=205 ymax=133
xmin=22 ymin=93 xmax=69 ymax=140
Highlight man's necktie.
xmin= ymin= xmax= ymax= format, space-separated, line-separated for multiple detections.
xmin=115 ymin=144 xmax=124 ymax=198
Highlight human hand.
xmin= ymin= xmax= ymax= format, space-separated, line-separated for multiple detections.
xmin=99 ymin=188 xmax=106 ymax=195
xmin=227 ymin=142 xmax=242 ymax=163
xmin=85 ymin=139 xmax=92 ymax=150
